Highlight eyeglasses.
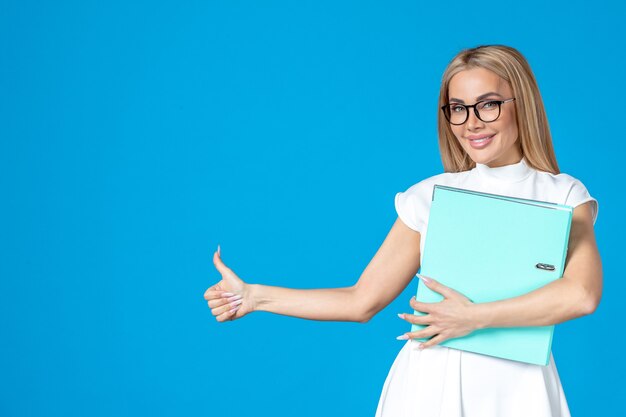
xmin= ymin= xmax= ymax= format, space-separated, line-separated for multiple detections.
xmin=441 ymin=98 xmax=516 ymax=125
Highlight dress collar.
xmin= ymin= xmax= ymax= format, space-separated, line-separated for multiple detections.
xmin=475 ymin=157 xmax=533 ymax=182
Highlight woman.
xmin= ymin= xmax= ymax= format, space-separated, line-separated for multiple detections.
xmin=204 ymin=45 xmax=602 ymax=416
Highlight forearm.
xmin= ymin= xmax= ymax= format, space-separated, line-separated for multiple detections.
xmin=249 ymin=283 xmax=365 ymax=322
xmin=474 ymin=276 xmax=596 ymax=329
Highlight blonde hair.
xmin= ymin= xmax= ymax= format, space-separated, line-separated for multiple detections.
xmin=437 ymin=45 xmax=560 ymax=174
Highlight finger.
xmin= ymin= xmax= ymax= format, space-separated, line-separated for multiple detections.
xmin=213 ymin=250 xmax=232 ymax=275
xmin=208 ymin=294 xmax=242 ymax=308
xmin=398 ymin=312 xmax=432 ymax=326
xmin=208 ymin=298 xmax=230 ymax=309
xmin=204 ymin=289 xmax=233 ymax=300
xmin=211 ymin=298 xmax=243 ymax=316
xmin=408 ymin=325 xmax=440 ymax=340
xmin=397 ymin=325 xmax=439 ymax=341
xmin=203 ymin=280 xmax=227 ymax=295
xmin=417 ymin=274 xmax=458 ymax=299
xmin=215 ymin=305 xmax=240 ymax=322
xmin=211 ymin=301 xmax=238 ymax=317
xmin=419 ymin=333 xmax=448 ymax=349
xmin=409 ymin=296 xmax=435 ymax=313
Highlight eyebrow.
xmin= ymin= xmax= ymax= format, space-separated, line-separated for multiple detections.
xmin=449 ymin=92 xmax=504 ymax=104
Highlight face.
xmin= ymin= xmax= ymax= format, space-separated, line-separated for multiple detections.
xmin=447 ymin=67 xmax=521 ymax=168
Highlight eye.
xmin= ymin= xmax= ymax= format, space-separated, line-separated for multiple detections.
xmin=480 ymin=100 xmax=499 ymax=110
xmin=450 ymin=104 xmax=465 ymax=113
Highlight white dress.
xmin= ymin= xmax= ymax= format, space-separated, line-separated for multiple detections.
xmin=375 ymin=158 xmax=598 ymax=417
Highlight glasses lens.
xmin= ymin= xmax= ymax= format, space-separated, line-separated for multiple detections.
xmin=476 ymin=101 xmax=501 ymax=122
xmin=445 ymin=104 xmax=467 ymax=125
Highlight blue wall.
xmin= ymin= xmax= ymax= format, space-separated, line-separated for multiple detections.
xmin=1 ymin=1 xmax=624 ymax=416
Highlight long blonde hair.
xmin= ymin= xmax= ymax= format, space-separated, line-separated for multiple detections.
xmin=437 ymin=45 xmax=559 ymax=174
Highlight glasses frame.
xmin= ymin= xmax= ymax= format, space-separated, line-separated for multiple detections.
xmin=441 ymin=97 xmax=516 ymax=125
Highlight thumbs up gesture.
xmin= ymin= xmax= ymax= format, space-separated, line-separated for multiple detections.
xmin=204 ymin=245 xmax=254 ymax=322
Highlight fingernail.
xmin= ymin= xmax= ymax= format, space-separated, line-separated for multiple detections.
xmin=230 ymin=299 xmax=243 ymax=307
xmin=418 ymin=343 xmax=425 ymax=349
xmin=396 ymin=334 xmax=409 ymax=340
xmin=226 ymin=294 xmax=242 ymax=302
xmin=397 ymin=313 xmax=405 ymax=320
xmin=222 ymin=292 xmax=234 ymax=297
xmin=217 ymin=244 xmax=221 ymax=256
xmin=417 ymin=274 xmax=430 ymax=284
xmin=229 ymin=305 xmax=240 ymax=313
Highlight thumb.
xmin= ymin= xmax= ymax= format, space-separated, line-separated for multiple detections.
xmin=212 ymin=246 xmax=232 ymax=276
xmin=416 ymin=274 xmax=469 ymax=300
xmin=418 ymin=274 xmax=459 ymax=299
xmin=213 ymin=246 xmax=242 ymax=287
xmin=212 ymin=247 xmax=245 ymax=293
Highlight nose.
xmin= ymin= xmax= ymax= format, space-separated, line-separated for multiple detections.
xmin=466 ymin=109 xmax=485 ymax=131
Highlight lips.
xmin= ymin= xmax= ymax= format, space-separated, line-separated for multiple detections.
xmin=468 ymin=134 xmax=495 ymax=149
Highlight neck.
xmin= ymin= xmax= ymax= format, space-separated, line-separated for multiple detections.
xmin=484 ymin=155 xmax=524 ymax=168
xmin=474 ymin=156 xmax=532 ymax=182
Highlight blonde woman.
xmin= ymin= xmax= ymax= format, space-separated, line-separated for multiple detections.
xmin=205 ymin=45 xmax=602 ymax=416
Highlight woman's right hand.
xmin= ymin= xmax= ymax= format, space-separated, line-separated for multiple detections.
xmin=204 ymin=246 xmax=255 ymax=322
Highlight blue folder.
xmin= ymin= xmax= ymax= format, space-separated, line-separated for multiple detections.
xmin=410 ymin=185 xmax=573 ymax=366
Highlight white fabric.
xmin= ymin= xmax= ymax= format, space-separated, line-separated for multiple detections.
xmin=376 ymin=157 xmax=598 ymax=417
xmin=394 ymin=157 xmax=598 ymax=269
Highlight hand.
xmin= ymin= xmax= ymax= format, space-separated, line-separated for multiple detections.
xmin=204 ymin=246 xmax=255 ymax=322
xmin=397 ymin=274 xmax=479 ymax=349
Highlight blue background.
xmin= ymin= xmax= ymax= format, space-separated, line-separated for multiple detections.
xmin=1 ymin=1 xmax=624 ymax=416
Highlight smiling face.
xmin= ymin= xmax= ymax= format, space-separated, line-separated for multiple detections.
xmin=447 ymin=67 xmax=521 ymax=168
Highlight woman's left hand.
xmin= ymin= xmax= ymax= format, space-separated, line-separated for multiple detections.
xmin=397 ymin=274 xmax=481 ymax=349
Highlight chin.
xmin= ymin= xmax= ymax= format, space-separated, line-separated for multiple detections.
xmin=472 ymin=155 xmax=495 ymax=165
xmin=463 ymin=144 xmax=508 ymax=167
xmin=463 ymin=150 xmax=493 ymax=165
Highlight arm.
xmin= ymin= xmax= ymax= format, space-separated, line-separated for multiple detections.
xmin=206 ymin=218 xmax=422 ymax=323
xmin=473 ymin=200 xmax=603 ymax=328
xmin=402 ymin=201 xmax=603 ymax=348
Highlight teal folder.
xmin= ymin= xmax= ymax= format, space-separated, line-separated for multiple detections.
xmin=411 ymin=185 xmax=573 ymax=366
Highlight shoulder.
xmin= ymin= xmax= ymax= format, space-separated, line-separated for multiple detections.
xmin=534 ymin=170 xmax=593 ymax=200
xmin=399 ymin=171 xmax=464 ymax=198
xmin=534 ymin=170 xmax=599 ymax=225
xmin=534 ymin=170 xmax=583 ymax=187
xmin=394 ymin=171 xmax=467 ymax=233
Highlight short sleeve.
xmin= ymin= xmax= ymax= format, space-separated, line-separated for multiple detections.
xmin=565 ymin=178 xmax=599 ymax=225
xmin=394 ymin=180 xmax=432 ymax=234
